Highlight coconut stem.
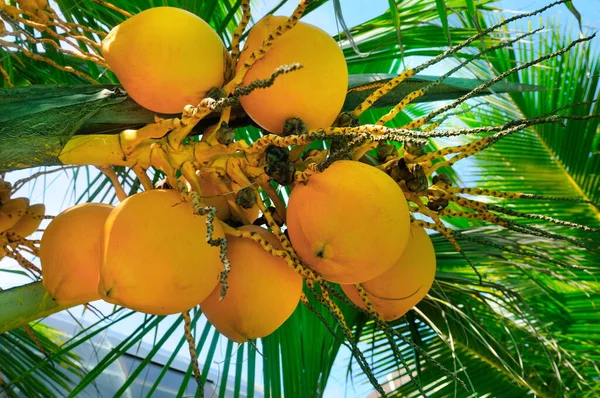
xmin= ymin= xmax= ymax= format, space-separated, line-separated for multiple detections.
xmin=182 ymin=310 xmax=204 ymax=398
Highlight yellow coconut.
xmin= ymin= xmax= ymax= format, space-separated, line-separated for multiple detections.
xmin=179 ymin=173 xmax=231 ymax=221
xmin=341 ymin=226 xmax=437 ymax=321
xmin=16 ymin=0 xmax=38 ymax=13
xmin=41 ymin=203 xmax=114 ymax=306
xmin=238 ymin=15 xmax=348 ymax=134
xmin=99 ymin=189 xmax=224 ymax=315
xmin=286 ymin=160 xmax=410 ymax=284
xmin=200 ymin=225 xmax=302 ymax=342
xmin=0 ymin=197 xmax=29 ymax=233
xmin=5 ymin=203 xmax=45 ymax=240
xmin=179 ymin=174 xmax=259 ymax=223
xmin=102 ymin=7 xmax=226 ymax=114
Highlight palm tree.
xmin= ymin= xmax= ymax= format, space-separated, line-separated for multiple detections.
xmin=1 ymin=0 xmax=599 ymax=396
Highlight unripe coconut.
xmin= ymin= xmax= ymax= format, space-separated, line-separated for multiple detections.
xmin=102 ymin=7 xmax=227 ymax=114
xmin=99 ymin=189 xmax=224 ymax=315
xmin=200 ymin=225 xmax=302 ymax=343
xmin=41 ymin=203 xmax=113 ymax=306
xmin=16 ymin=0 xmax=38 ymax=13
xmin=237 ymin=15 xmax=348 ymax=134
xmin=5 ymin=203 xmax=45 ymax=240
xmin=341 ymin=226 xmax=436 ymax=321
xmin=0 ymin=197 xmax=29 ymax=232
xmin=286 ymin=160 xmax=411 ymax=284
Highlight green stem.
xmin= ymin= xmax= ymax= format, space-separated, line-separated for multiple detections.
xmin=0 ymin=282 xmax=70 ymax=335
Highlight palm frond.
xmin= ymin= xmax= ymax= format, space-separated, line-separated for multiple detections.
xmin=343 ymin=10 xmax=600 ymax=397
xmin=0 ymin=323 xmax=86 ymax=397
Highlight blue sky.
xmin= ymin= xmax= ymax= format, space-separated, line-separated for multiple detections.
xmin=273 ymin=0 xmax=600 ymax=42
xmin=2 ymin=0 xmax=599 ymax=396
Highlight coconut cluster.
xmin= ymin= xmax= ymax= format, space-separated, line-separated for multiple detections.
xmin=40 ymin=189 xmax=303 ymax=343
xmin=40 ymin=161 xmax=436 ymax=342
xmin=0 ymin=182 xmax=45 ymax=261
xmin=286 ymin=160 xmax=437 ymax=321
xmin=101 ymin=7 xmax=348 ymax=134
xmin=40 ymin=6 xmax=436 ymax=343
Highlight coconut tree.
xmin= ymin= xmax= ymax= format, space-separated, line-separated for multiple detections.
xmin=0 ymin=0 xmax=599 ymax=397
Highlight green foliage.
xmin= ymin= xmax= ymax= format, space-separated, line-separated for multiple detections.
xmin=0 ymin=324 xmax=84 ymax=398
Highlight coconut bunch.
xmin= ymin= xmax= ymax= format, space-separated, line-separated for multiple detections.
xmin=0 ymin=180 xmax=45 ymax=266
xmin=40 ymin=168 xmax=434 ymax=343
xmin=100 ymin=7 xmax=347 ymax=133
xmin=39 ymin=6 xmax=435 ymax=344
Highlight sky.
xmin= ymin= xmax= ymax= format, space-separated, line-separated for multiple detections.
xmin=2 ymin=0 xmax=600 ymax=396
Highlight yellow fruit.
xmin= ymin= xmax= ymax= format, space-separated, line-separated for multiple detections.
xmin=237 ymin=15 xmax=348 ymax=134
xmin=0 ymin=235 xmax=7 ymax=259
xmin=99 ymin=189 xmax=224 ymax=315
xmin=41 ymin=203 xmax=113 ymax=306
xmin=197 ymin=173 xmax=231 ymax=220
xmin=341 ymin=226 xmax=436 ymax=321
xmin=287 ymin=160 xmax=410 ymax=284
xmin=102 ymin=7 xmax=226 ymax=114
xmin=179 ymin=173 xmax=231 ymax=221
xmin=0 ymin=197 xmax=30 ymax=233
xmin=0 ymin=181 xmax=11 ymax=203
xmin=5 ymin=203 xmax=45 ymax=240
xmin=16 ymin=0 xmax=38 ymax=12
xmin=200 ymin=225 xmax=302 ymax=342
xmin=179 ymin=174 xmax=258 ymax=223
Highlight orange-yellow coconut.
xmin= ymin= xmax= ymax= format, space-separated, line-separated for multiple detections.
xmin=179 ymin=173 xmax=231 ymax=221
xmin=286 ymin=160 xmax=410 ymax=284
xmin=5 ymin=203 xmax=45 ymax=240
xmin=180 ymin=174 xmax=259 ymax=223
xmin=41 ymin=203 xmax=114 ymax=306
xmin=0 ymin=197 xmax=29 ymax=232
xmin=99 ymin=189 xmax=224 ymax=315
xmin=341 ymin=226 xmax=436 ymax=321
xmin=237 ymin=15 xmax=348 ymax=134
xmin=200 ymin=225 xmax=302 ymax=342
xmin=102 ymin=7 xmax=226 ymax=114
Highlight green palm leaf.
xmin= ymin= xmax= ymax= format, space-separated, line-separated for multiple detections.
xmin=346 ymin=9 xmax=600 ymax=398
